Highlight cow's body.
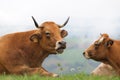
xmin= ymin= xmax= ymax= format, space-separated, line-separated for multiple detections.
xmin=83 ymin=33 xmax=120 ymax=75
xmin=91 ymin=63 xmax=116 ymax=76
xmin=0 ymin=17 xmax=69 ymax=77
xmin=0 ymin=30 xmax=44 ymax=73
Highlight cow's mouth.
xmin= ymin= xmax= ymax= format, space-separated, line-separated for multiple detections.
xmin=56 ymin=47 xmax=66 ymax=54
xmin=83 ymin=52 xmax=91 ymax=59
xmin=55 ymin=41 xmax=66 ymax=54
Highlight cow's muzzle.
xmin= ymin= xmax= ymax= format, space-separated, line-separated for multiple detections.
xmin=83 ymin=51 xmax=91 ymax=59
xmin=55 ymin=41 xmax=66 ymax=54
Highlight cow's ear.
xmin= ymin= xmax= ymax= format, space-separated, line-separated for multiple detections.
xmin=104 ymin=40 xmax=114 ymax=48
xmin=30 ymin=34 xmax=42 ymax=43
xmin=61 ymin=30 xmax=68 ymax=38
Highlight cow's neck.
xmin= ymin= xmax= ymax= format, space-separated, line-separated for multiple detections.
xmin=27 ymin=51 xmax=50 ymax=67
xmin=107 ymin=58 xmax=120 ymax=74
xmin=39 ymin=50 xmax=50 ymax=65
xmin=106 ymin=43 xmax=120 ymax=74
xmin=20 ymin=45 xmax=50 ymax=67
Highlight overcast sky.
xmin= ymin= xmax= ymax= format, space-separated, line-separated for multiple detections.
xmin=0 ymin=0 xmax=120 ymax=36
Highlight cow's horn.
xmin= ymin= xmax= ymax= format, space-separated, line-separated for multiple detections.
xmin=32 ymin=16 xmax=39 ymax=28
xmin=98 ymin=37 xmax=104 ymax=43
xmin=58 ymin=17 xmax=70 ymax=28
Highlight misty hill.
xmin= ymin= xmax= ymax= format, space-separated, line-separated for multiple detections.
xmin=0 ymin=24 xmax=120 ymax=74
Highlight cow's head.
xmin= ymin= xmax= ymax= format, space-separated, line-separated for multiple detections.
xmin=83 ymin=33 xmax=114 ymax=62
xmin=30 ymin=16 xmax=69 ymax=54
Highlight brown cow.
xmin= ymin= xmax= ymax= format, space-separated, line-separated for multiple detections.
xmin=83 ymin=33 xmax=120 ymax=75
xmin=0 ymin=16 xmax=69 ymax=77
xmin=91 ymin=63 xmax=116 ymax=76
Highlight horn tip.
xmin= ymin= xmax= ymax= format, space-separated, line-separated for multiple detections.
xmin=31 ymin=16 xmax=39 ymax=28
xmin=67 ymin=16 xmax=70 ymax=20
xmin=31 ymin=16 xmax=34 ymax=19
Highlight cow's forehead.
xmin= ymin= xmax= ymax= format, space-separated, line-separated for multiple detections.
xmin=101 ymin=33 xmax=109 ymax=38
xmin=93 ymin=34 xmax=110 ymax=44
xmin=97 ymin=34 xmax=109 ymax=41
xmin=41 ymin=22 xmax=57 ymax=27
xmin=40 ymin=22 xmax=60 ymax=33
xmin=42 ymin=22 xmax=58 ymax=28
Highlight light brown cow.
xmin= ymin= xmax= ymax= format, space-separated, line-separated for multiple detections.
xmin=0 ymin=16 xmax=69 ymax=77
xmin=83 ymin=33 xmax=120 ymax=75
xmin=91 ymin=63 xmax=116 ymax=76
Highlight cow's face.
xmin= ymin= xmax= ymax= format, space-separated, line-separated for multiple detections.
xmin=83 ymin=33 xmax=114 ymax=62
xmin=30 ymin=16 xmax=69 ymax=54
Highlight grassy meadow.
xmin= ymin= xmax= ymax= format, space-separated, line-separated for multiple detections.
xmin=0 ymin=73 xmax=119 ymax=80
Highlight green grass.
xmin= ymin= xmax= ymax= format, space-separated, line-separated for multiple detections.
xmin=0 ymin=73 xmax=119 ymax=80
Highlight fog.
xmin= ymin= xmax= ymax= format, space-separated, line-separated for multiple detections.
xmin=0 ymin=0 xmax=120 ymax=38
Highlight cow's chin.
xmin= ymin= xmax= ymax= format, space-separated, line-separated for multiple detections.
xmin=84 ymin=54 xmax=91 ymax=59
xmin=49 ymin=48 xmax=64 ymax=54
xmin=56 ymin=48 xmax=64 ymax=54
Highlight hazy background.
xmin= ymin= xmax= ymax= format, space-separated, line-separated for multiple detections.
xmin=0 ymin=0 xmax=120 ymax=74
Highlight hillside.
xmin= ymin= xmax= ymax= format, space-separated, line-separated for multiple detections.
xmin=43 ymin=37 xmax=100 ymax=74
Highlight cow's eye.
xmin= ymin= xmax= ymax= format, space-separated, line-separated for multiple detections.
xmin=94 ymin=44 xmax=99 ymax=50
xmin=94 ymin=41 xmax=99 ymax=46
xmin=45 ymin=32 xmax=51 ymax=39
xmin=94 ymin=41 xmax=99 ymax=50
xmin=94 ymin=43 xmax=99 ymax=47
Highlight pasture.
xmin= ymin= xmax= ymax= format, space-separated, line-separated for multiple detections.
xmin=0 ymin=73 xmax=119 ymax=80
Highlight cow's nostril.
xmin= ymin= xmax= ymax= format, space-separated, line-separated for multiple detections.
xmin=58 ymin=41 xmax=66 ymax=45
xmin=83 ymin=52 xmax=85 ymax=55
xmin=58 ymin=42 xmax=62 ymax=45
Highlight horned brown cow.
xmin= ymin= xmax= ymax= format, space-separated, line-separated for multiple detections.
xmin=0 ymin=16 xmax=69 ymax=77
xmin=83 ymin=33 xmax=120 ymax=75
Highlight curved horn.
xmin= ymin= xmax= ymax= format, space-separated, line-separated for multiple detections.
xmin=98 ymin=37 xmax=104 ymax=43
xmin=32 ymin=16 xmax=39 ymax=28
xmin=58 ymin=17 xmax=70 ymax=28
